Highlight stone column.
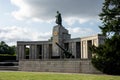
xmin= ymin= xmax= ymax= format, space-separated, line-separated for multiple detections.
xmin=92 ymin=40 xmax=94 ymax=45
xmin=81 ymin=40 xmax=88 ymax=59
xmin=41 ymin=44 xmax=44 ymax=59
xmin=43 ymin=44 xmax=49 ymax=59
xmin=29 ymin=45 xmax=38 ymax=59
xmin=71 ymin=42 xmax=76 ymax=58
xmin=48 ymin=44 xmax=52 ymax=59
xmin=92 ymin=39 xmax=98 ymax=46
xmin=69 ymin=42 xmax=72 ymax=53
xmin=86 ymin=40 xmax=88 ymax=59
xmin=29 ymin=45 xmax=33 ymax=59
xmin=34 ymin=45 xmax=38 ymax=59
xmin=96 ymin=39 xmax=99 ymax=46
xmin=17 ymin=45 xmax=25 ymax=60
xmin=81 ymin=41 xmax=83 ymax=59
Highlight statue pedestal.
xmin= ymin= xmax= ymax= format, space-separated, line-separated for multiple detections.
xmin=52 ymin=25 xmax=71 ymax=58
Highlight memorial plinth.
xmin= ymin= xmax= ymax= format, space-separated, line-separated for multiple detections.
xmin=52 ymin=25 xmax=71 ymax=57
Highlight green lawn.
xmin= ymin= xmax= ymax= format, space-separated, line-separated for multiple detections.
xmin=0 ymin=71 xmax=119 ymax=80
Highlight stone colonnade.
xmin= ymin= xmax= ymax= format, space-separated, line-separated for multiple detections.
xmin=65 ymin=34 xmax=105 ymax=59
xmin=81 ymin=39 xmax=97 ymax=59
xmin=81 ymin=34 xmax=105 ymax=59
xmin=17 ymin=34 xmax=105 ymax=60
xmin=17 ymin=41 xmax=52 ymax=60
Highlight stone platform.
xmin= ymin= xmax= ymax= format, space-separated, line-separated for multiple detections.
xmin=19 ymin=59 xmax=101 ymax=74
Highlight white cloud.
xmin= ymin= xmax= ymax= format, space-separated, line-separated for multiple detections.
xmin=64 ymin=17 xmax=89 ymax=26
xmin=11 ymin=0 xmax=32 ymax=20
xmin=0 ymin=26 xmax=52 ymax=45
xmin=32 ymin=18 xmax=44 ymax=23
xmin=67 ymin=27 xmax=97 ymax=38
xmin=78 ymin=19 xmax=89 ymax=24
xmin=10 ymin=0 xmax=103 ymax=25
xmin=3 ymin=0 xmax=103 ymax=45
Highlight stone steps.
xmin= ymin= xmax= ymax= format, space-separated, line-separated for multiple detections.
xmin=0 ymin=66 xmax=18 ymax=71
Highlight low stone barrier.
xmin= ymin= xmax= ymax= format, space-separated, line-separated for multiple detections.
xmin=19 ymin=59 xmax=101 ymax=74
xmin=0 ymin=66 xmax=18 ymax=71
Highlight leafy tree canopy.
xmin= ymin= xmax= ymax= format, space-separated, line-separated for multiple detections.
xmin=0 ymin=41 xmax=15 ymax=55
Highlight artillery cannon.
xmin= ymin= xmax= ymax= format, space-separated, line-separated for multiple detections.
xmin=55 ymin=42 xmax=74 ymax=58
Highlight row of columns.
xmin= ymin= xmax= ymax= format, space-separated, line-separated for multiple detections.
xmin=17 ymin=39 xmax=99 ymax=60
xmin=81 ymin=39 xmax=98 ymax=59
xmin=17 ymin=44 xmax=51 ymax=60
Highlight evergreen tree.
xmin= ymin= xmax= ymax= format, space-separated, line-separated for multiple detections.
xmin=99 ymin=0 xmax=120 ymax=36
xmin=91 ymin=0 xmax=120 ymax=75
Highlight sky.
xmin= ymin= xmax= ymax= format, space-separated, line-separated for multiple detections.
xmin=0 ymin=0 xmax=104 ymax=45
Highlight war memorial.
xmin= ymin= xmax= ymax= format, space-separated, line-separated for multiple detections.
xmin=17 ymin=11 xmax=105 ymax=73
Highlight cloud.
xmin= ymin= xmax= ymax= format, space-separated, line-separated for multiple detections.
xmin=67 ymin=27 xmax=98 ymax=38
xmin=64 ymin=17 xmax=89 ymax=26
xmin=11 ymin=0 xmax=103 ymax=25
xmin=5 ymin=0 xmax=103 ymax=45
xmin=11 ymin=0 xmax=32 ymax=20
xmin=0 ymin=26 xmax=51 ymax=45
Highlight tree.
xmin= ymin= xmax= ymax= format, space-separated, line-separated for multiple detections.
xmin=99 ymin=0 xmax=120 ymax=36
xmin=0 ymin=41 xmax=15 ymax=55
xmin=91 ymin=0 xmax=120 ymax=75
xmin=9 ymin=45 xmax=16 ymax=55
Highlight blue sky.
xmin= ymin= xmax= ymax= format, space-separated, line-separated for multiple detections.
xmin=0 ymin=0 xmax=104 ymax=45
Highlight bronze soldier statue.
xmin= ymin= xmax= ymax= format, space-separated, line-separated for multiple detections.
xmin=55 ymin=11 xmax=62 ymax=25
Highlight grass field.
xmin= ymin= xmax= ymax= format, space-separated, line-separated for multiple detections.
xmin=0 ymin=71 xmax=120 ymax=80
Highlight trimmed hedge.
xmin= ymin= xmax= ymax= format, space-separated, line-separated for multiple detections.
xmin=0 ymin=56 xmax=16 ymax=62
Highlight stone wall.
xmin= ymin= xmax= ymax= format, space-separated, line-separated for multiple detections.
xmin=19 ymin=59 xmax=101 ymax=74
